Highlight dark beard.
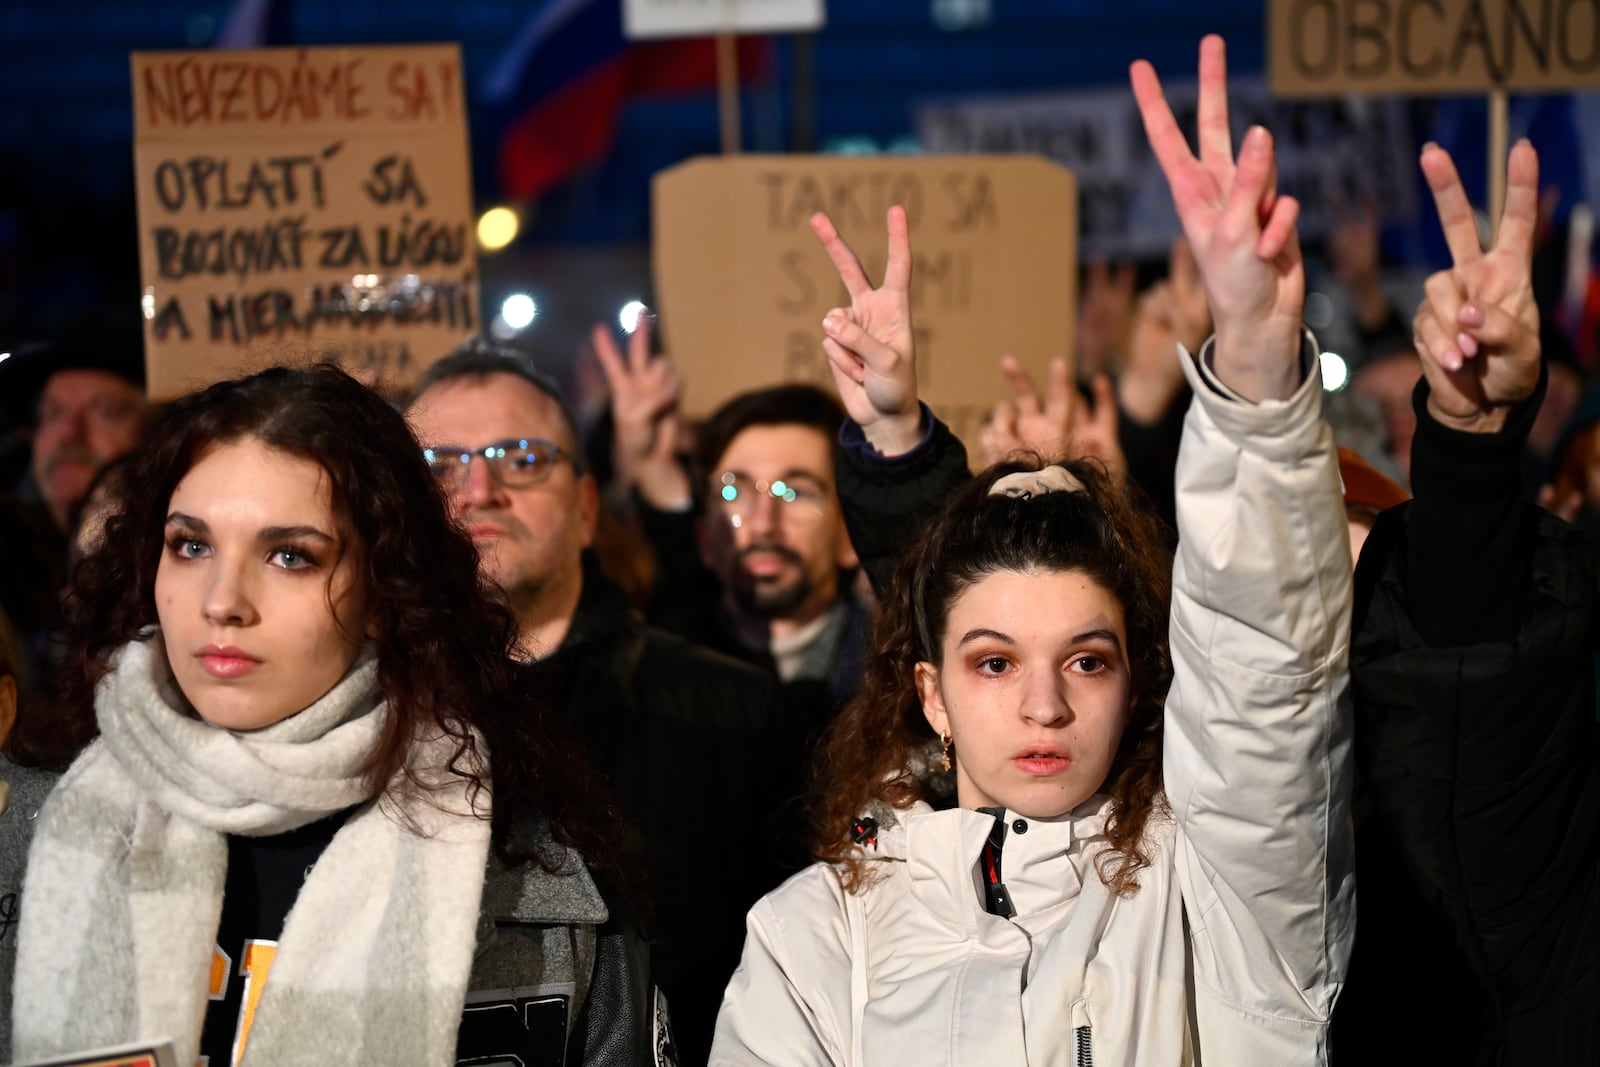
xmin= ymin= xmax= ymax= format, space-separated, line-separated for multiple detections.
xmin=730 ymin=544 xmax=812 ymax=619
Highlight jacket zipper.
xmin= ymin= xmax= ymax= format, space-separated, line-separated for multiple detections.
xmin=1075 ymin=1024 xmax=1094 ymax=1067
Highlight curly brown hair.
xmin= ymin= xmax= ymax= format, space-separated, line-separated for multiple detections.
xmin=14 ymin=365 xmax=634 ymax=900
xmin=811 ymin=457 xmax=1172 ymax=897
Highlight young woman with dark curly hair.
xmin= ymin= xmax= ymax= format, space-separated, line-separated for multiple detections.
xmin=8 ymin=364 xmax=654 ymax=1067
xmin=713 ymin=37 xmax=1354 ymax=1066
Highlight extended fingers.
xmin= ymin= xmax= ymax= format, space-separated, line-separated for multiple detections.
xmin=999 ymin=353 xmax=1042 ymax=415
xmin=810 ymin=211 xmax=873 ymax=300
xmin=1045 ymin=357 xmax=1072 ymax=422
xmin=591 ymin=323 xmax=627 ymax=386
xmin=627 ymin=309 xmax=654 ymax=371
xmin=1420 ymin=143 xmax=1484 ymax=268
xmin=1196 ymin=34 xmax=1232 ymax=167
xmin=1130 ymin=58 xmax=1196 ymax=188
xmin=881 ymin=205 xmax=912 ymax=294
xmin=1494 ymin=139 xmax=1541 ymax=265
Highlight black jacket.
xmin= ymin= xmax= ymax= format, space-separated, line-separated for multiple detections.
xmin=1350 ymin=372 xmax=1600 ymax=1064
xmin=524 ymin=560 xmax=799 ymax=1066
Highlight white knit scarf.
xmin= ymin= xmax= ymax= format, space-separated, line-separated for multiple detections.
xmin=13 ymin=636 xmax=492 ymax=1066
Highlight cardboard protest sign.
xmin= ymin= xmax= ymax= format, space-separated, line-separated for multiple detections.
xmin=919 ymin=77 xmax=1415 ymax=259
xmin=652 ymin=155 xmax=1075 ymax=446
xmin=131 ymin=44 xmax=479 ymax=401
xmin=1270 ymin=0 xmax=1600 ymax=96
xmin=624 ymin=0 xmax=825 ymax=39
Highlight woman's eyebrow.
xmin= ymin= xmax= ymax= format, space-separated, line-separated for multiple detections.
xmin=955 ymin=626 xmax=1123 ymax=648
xmin=1071 ymin=628 xmax=1123 ymax=649
xmin=166 ymin=515 xmax=334 ymax=544
xmin=957 ymin=627 xmax=1014 ymax=647
xmin=257 ymin=525 xmax=335 ymax=543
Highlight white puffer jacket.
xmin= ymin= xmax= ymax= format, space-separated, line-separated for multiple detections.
xmin=711 ymin=340 xmax=1355 ymax=1066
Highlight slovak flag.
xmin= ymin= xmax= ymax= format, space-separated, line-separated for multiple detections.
xmin=483 ymin=0 xmax=770 ymax=201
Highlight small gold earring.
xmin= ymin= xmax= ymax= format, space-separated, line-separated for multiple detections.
xmin=940 ymin=731 xmax=953 ymax=773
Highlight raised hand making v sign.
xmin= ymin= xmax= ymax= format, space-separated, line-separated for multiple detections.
xmin=1410 ymin=140 xmax=1541 ymax=435
xmin=1130 ymin=35 xmax=1305 ymax=403
xmin=811 ymin=206 xmax=923 ymax=457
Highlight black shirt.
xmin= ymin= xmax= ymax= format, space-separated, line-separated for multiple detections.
xmin=197 ymin=811 xmax=349 ymax=1067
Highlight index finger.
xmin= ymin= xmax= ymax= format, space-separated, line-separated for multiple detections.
xmin=999 ymin=353 xmax=1042 ymax=413
xmin=1420 ymin=143 xmax=1484 ymax=267
xmin=627 ymin=307 xmax=654 ymax=372
xmin=1493 ymin=138 xmax=1540 ymax=264
xmin=591 ymin=323 xmax=627 ymax=387
xmin=1044 ymin=357 xmax=1072 ymax=422
xmin=1130 ymin=58 xmax=1196 ymax=188
xmin=810 ymin=211 xmax=873 ymax=300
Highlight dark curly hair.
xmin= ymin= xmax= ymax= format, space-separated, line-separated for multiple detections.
xmin=812 ymin=457 xmax=1173 ymax=897
xmin=17 ymin=364 xmax=631 ymax=894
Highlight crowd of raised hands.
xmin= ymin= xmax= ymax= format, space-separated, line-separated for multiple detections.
xmin=596 ymin=41 xmax=1566 ymax=542
xmin=597 ymin=32 xmax=1577 ymax=1067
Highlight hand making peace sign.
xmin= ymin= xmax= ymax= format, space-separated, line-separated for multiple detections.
xmin=810 ymin=206 xmax=924 ymax=456
xmin=1130 ymin=35 xmax=1305 ymax=402
xmin=1411 ymin=140 xmax=1542 ymax=435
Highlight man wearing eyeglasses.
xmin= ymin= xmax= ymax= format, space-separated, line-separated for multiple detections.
xmin=404 ymin=340 xmax=792 ymax=1066
xmin=685 ymin=386 xmax=866 ymax=706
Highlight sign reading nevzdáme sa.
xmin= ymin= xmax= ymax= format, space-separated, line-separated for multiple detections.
xmin=132 ymin=44 xmax=479 ymax=401
xmin=1270 ymin=0 xmax=1600 ymax=96
xmin=652 ymin=155 xmax=1075 ymax=446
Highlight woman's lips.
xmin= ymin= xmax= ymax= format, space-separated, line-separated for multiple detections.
xmin=1013 ymin=749 xmax=1071 ymax=776
xmin=198 ymin=647 xmax=262 ymax=679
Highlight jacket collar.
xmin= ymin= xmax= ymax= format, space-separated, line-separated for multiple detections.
xmin=552 ymin=553 xmax=639 ymax=657
xmin=483 ymin=815 xmax=610 ymax=927
xmin=873 ymin=796 xmax=1113 ymax=930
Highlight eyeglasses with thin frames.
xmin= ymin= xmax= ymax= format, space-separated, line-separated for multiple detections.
xmin=423 ymin=437 xmax=584 ymax=491
xmin=709 ymin=472 xmax=831 ymax=526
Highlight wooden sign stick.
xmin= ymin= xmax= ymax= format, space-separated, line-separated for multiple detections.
xmin=717 ymin=32 xmax=742 ymax=154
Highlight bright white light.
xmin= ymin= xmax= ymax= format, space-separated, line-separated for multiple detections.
xmin=141 ymin=289 xmax=156 ymax=320
xmin=0 ymin=352 xmax=10 ymax=365
xmin=477 ymin=207 xmax=520 ymax=251
xmin=502 ymin=294 xmax=537 ymax=330
xmin=1320 ymin=350 xmax=1349 ymax=392
xmin=619 ymin=300 xmax=647 ymax=334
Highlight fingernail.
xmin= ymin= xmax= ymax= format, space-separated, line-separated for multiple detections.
xmin=1247 ymin=125 xmax=1268 ymax=150
xmin=1422 ymin=140 xmax=1439 ymax=153
xmin=1457 ymin=332 xmax=1479 ymax=359
xmin=1459 ymin=303 xmax=1484 ymax=327
xmin=822 ymin=313 xmax=838 ymax=332
xmin=1445 ymin=347 xmax=1463 ymax=371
